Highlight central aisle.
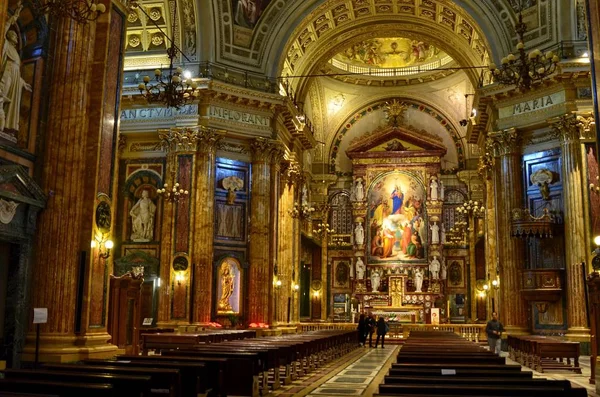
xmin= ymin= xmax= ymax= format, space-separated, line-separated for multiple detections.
xmin=273 ymin=345 xmax=399 ymax=397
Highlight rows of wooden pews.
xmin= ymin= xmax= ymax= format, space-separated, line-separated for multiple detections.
xmin=0 ymin=329 xmax=356 ymax=397
xmin=508 ymin=335 xmax=582 ymax=374
xmin=376 ymin=331 xmax=587 ymax=397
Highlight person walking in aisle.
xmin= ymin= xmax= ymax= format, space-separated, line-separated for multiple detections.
xmin=366 ymin=313 xmax=376 ymax=347
xmin=357 ymin=313 xmax=367 ymax=347
xmin=374 ymin=316 xmax=389 ymax=348
xmin=486 ymin=311 xmax=505 ymax=355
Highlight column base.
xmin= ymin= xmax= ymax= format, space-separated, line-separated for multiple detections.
xmin=566 ymin=327 xmax=591 ymax=341
xmin=22 ymin=332 xmax=118 ymax=363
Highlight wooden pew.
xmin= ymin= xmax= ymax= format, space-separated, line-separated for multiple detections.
xmin=43 ymin=364 xmax=180 ymax=397
xmin=86 ymin=358 xmax=219 ymax=397
xmin=2 ymin=369 xmax=151 ymax=397
xmin=507 ymin=335 xmax=581 ymax=373
xmin=0 ymin=379 xmax=113 ymax=397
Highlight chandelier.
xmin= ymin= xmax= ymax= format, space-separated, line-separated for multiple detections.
xmin=489 ymin=9 xmax=559 ymax=90
xmin=313 ymin=222 xmax=334 ymax=237
xmin=133 ymin=2 xmax=201 ymax=109
xmin=157 ymin=173 xmax=189 ymax=203
xmin=289 ymin=202 xmax=315 ymax=219
xmin=455 ymin=200 xmax=485 ymax=217
xmin=37 ymin=0 xmax=106 ymax=23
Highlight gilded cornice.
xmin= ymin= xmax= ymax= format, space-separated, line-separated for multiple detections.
xmin=487 ymin=128 xmax=521 ymax=157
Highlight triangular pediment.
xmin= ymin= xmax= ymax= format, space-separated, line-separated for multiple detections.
xmin=0 ymin=165 xmax=46 ymax=208
xmin=346 ymin=126 xmax=447 ymax=158
xmin=114 ymin=250 xmax=160 ymax=277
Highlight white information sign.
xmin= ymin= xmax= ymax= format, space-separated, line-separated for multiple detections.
xmin=33 ymin=308 xmax=48 ymax=324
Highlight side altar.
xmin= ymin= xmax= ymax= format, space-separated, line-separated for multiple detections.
xmin=345 ymin=101 xmax=448 ymax=324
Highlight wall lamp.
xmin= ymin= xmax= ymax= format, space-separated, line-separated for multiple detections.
xmin=175 ymin=271 xmax=186 ymax=286
xmin=91 ymin=238 xmax=114 ymax=259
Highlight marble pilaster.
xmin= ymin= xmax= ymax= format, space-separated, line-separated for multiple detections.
xmin=480 ymin=147 xmax=498 ymax=315
xmin=269 ymin=147 xmax=283 ymax=326
xmin=488 ymin=129 xmax=528 ymax=333
xmin=551 ymin=114 xmax=591 ymax=339
xmin=24 ymin=16 xmax=118 ymax=361
xmin=157 ymin=153 xmax=176 ymax=326
xmin=248 ymin=138 xmax=276 ymax=324
xmin=191 ymin=128 xmax=223 ymax=324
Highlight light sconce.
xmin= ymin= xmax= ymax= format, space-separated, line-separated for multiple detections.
xmin=275 ymin=278 xmax=282 ymax=288
xmin=175 ymin=271 xmax=186 ymax=286
xmin=92 ymin=238 xmax=114 ymax=259
xmin=312 ymin=290 xmax=320 ymax=298
xmin=292 ymin=283 xmax=300 ymax=292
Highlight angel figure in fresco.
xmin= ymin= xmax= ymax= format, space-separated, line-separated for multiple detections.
xmin=218 ymin=263 xmax=235 ymax=312
xmin=390 ymin=186 xmax=404 ymax=214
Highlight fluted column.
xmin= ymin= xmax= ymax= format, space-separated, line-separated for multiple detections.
xmin=248 ymin=138 xmax=276 ymax=324
xmin=551 ymin=114 xmax=590 ymax=339
xmin=157 ymin=153 xmax=176 ymax=325
xmin=191 ymin=129 xmax=223 ymax=324
xmin=488 ymin=129 xmax=528 ymax=333
xmin=24 ymin=15 xmax=116 ymax=360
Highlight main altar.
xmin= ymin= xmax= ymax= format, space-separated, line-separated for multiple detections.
xmin=340 ymin=101 xmax=449 ymax=324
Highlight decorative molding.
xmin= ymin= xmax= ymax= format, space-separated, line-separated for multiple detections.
xmin=487 ymin=128 xmax=521 ymax=157
xmin=0 ymin=199 xmax=18 ymax=224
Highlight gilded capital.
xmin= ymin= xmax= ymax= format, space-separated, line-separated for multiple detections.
xmin=250 ymin=138 xmax=282 ymax=164
xmin=158 ymin=126 xmax=224 ymax=153
xmin=478 ymin=138 xmax=495 ymax=179
xmin=487 ymin=128 xmax=520 ymax=157
xmin=281 ymin=159 xmax=301 ymax=186
xmin=549 ymin=113 xmax=581 ymax=144
xmin=197 ymin=127 xmax=226 ymax=153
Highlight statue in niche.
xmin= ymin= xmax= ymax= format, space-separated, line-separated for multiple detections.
xmin=371 ymin=269 xmax=381 ymax=292
xmin=354 ymin=178 xmax=365 ymax=202
xmin=354 ymin=222 xmax=365 ymax=245
xmin=430 ymin=222 xmax=440 ymax=244
xmin=441 ymin=223 xmax=446 ymax=244
xmin=439 ymin=179 xmax=445 ymax=201
xmin=355 ymin=257 xmax=365 ymax=280
xmin=429 ymin=177 xmax=439 ymax=201
xmin=218 ymin=262 xmax=235 ymax=312
xmin=130 ymin=190 xmax=156 ymax=242
xmin=429 ymin=256 xmax=441 ymax=279
xmin=414 ymin=268 xmax=423 ymax=292
xmin=301 ymin=184 xmax=308 ymax=206
xmin=1 ymin=1 xmax=31 ymax=138
xmin=440 ymin=262 xmax=447 ymax=280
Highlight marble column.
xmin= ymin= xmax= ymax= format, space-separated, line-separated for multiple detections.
xmin=23 ymin=16 xmax=117 ymax=361
xmin=551 ymin=114 xmax=590 ymax=339
xmin=157 ymin=153 xmax=177 ymax=325
xmin=488 ymin=129 xmax=528 ymax=333
xmin=248 ymin=138 xmax=276 ymax=324
xmin=269 ymin=147 xmax=283 ymax=326
xmin=191 ymin=128 xmax=223 ymax=324
xmin=480 ymin=147 xmax=499 ymax=315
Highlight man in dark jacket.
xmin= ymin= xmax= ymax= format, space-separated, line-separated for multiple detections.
xmin=375 ymin=316 xmax=388 ymax=348
xmin=366 ymin=314 xmax=376 ymax=347
xmin=485 ymin=312 xmax=504 ymax=355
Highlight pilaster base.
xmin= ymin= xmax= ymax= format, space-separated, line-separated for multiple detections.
xmin=22 ymin=333 xmax=118 ymax=363
xmin=565 ymin=327 xmax=591 ymax=341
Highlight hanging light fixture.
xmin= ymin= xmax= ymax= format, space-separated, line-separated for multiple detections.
xmin=37 ymin=0 xmax=106 ymax=23
xmin=132 ymin=1 xmax=201 ymax=109
xmin=488 ymin=4 xmax=559 ymax=90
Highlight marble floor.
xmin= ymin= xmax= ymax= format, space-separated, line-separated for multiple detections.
xmin=271 ymin=346 xmax=599 ymax=397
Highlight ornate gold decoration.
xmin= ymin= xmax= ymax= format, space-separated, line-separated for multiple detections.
xmin=550 ymin=113 xmax=581 ymax=143
xmin=384 ymin=99 xmax=408 ymax=127
xmin=487 ymin=128 xmax=520 ymax=157
xmin=249 ymin=138 xmax=283 ymax=163
xmin=530 ymin=169 xmax=555 ymax=201
xmin=157 ymin=126 xmax=224 ymax=153
xmin=218 ymin=262 xmax=235 ymax=312
xmin=510 ymin=208 xmax=559 ymax=238
xmin=477 ymin=139 xmax=495 ymax=179
xmin=222 ymin=176 xmax=244 ymax=205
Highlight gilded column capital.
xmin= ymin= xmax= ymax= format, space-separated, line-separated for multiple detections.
xmin=281 ymin=159 xmax=301 ymax=186
xmin=158 ymin=126 xmax=225 ymax=153
xmin=549 ymin=113 xmax=581 ymax=144
xmin=270 ymin=144 xmax=285 ymax=168
xmin=487 ymin=128 xmax=521 ymax=157
xmin=250 ymin=138 xmax=283 ymax=164
xmin=478 ymin=138 xmax=495 ymax=180
xmin=577 ymin=114 xmax=596 ymax=140
xmin=197 ymin=127 xmax=226 ymax=153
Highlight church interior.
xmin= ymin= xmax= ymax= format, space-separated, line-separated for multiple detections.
xmin=3 ymin=0 xmax=600 ymax=395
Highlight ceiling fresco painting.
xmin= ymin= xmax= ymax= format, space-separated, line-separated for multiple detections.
xmin=232 ymin=0 xmax=272 ymax=30
xmin=334 ymin=38 xmax=446 ymax=69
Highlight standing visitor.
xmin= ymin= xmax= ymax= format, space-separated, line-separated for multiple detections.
xmin=486 ymin=311 xmax=505 ymax=355
xmin=375 ymin=316 xmax=389 ymax=348
xmin=366 ymin=314 xmax=376 ymax=347
xmin=357 ymin=313 xmax=367 ymax=347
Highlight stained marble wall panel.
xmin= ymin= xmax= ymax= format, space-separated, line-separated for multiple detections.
xmin=214 ymin=158 xmax=249 ymax=247
xmin=586 ymin=144 xmax=600 ymax=238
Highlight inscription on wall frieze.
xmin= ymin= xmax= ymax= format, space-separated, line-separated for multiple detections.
xmin=120 ymin=105 xmax=198 ymax=121
xmin=499 ymin=91 xmax=565 ymax=119
xmin=209 ymin=105 xmax=270 ymax=127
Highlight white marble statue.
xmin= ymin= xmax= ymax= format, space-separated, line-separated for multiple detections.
xmin=350 ymin=258 xmax=355 ymax=278
xmin=430 ymin=222 xmax=440 ymax=245
xmin=440 ymin=262 xmax=447 ymax=280
xmin=301 ymin=184 xmax=308 ymax=206
xmin=414 ymin=268 xmax=423 ymax=292
xmin=130 ymin=190 xmax=157 ymax=242
xmin=429 ymin=256 xmax=441 ymax=280
xmin=439 ymin=179 xmax=445 ymax=201
xmin=430 ymin=178 xmax=439 ymax=201
xmin=355 ymin=257 xmax=365 ymax=280
xmin=441 ymin=223 xmax=446 ymax=244
xmin=1 ymin=2 xmax=31 ymax=135
xmin=371 ymin=270 xmax=381 ymax=292
xmin=354 ymin=222 xmax=365 ymax=245
xmin=355 ymin=179 xmax=365 ymax=202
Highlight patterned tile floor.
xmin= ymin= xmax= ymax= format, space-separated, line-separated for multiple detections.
xmin=271 ymin=346 xmax=599 ymax=397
